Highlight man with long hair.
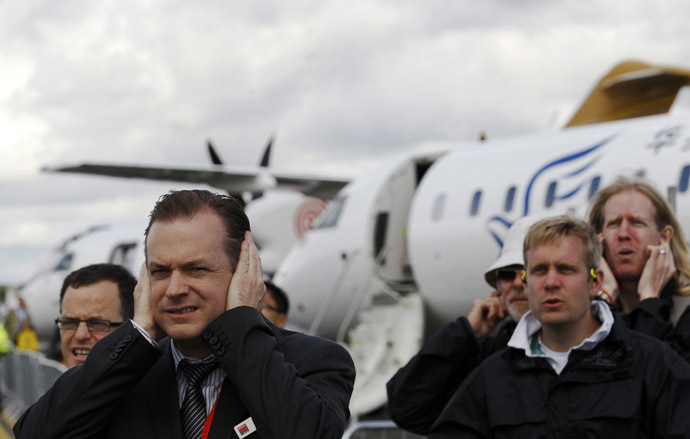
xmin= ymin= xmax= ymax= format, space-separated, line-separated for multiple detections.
xmin=589 ymin=176 xmax=690 ymax=359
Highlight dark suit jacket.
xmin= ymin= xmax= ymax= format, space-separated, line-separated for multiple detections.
xmin=14 ymin=307 xmax=355 ymax=439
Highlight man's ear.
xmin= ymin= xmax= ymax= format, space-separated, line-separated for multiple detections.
xmin=589 ymin=267 xmax=604 ymax=299
xmin=660 ymin=225 xmax=674 ymax=244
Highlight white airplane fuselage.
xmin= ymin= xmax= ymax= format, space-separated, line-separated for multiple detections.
xmin=275 ymin=113 xmax=690 ymax=337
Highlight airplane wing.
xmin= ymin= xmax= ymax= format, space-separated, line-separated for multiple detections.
xmin=271 ymin=172 xmax=351 ymax=199
xmin=42 ymin=162 xmax=349 ymax=199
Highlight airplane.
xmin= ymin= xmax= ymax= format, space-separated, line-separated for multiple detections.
xmin=268 ymin=60 xmax=690 ymax=414
xmin=44 ymin=136 xmax=349 ymax=200
xmin=21 ymin=137 xmax=343 ymax=342
xmin=274 ymin=60 xmax=690 ymax=337
xmin=19 ymin=221 xmax=148 ymax=344
xmin=19 ymin=60 xmax=690 ymax=417
xmin=42 ymin=136 xmax=348 ymax=274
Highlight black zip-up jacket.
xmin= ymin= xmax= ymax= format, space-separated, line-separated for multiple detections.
xmin=625 ymin=278 xmax=690 ymax=362
xmin=429 ymin=313 xmax=690 ymax=438
xmin=386 ymin=317 xmax=516 ymax=435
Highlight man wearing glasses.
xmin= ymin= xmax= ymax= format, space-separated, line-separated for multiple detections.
xmin=387 ymin=216 xmax=539 ymax=435
xmin=429 ymin=216 xmax=690 ymax=437
xmin=56 ymin=263 xmax=136 ymax=368
xmin=15 ymin=190 xmax=354 ymax=439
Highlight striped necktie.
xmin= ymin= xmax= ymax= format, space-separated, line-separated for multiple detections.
xmin=179 ymin=360 xmax=218 ymax=439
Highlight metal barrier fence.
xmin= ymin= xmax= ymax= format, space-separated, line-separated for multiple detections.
xmin=0 ymin=350 xmax=66 ymax=422
xmin=343 ymin=420 xmax=426 ymax=439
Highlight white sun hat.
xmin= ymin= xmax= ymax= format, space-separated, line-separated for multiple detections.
xmin=484 ymin=216 xmax=541 ymax=288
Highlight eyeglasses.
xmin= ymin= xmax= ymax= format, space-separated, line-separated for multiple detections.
xmin=496 ymin=268 xmax=523 ymax=282
xmin=55 ymin=317 xmax=124 ymax=333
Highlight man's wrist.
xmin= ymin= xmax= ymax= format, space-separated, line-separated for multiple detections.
xmin=638 ymin=287 xmax=661 ymax=301
xmin=130 ymin=319 xmax=160 ymax=348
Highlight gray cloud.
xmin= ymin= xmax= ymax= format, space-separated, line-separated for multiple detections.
xmin=2 ymin=0 xmax=690 ymax=284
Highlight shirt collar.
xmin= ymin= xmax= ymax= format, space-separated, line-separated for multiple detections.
xmin=170 ymin=339 xmax=216 ymax=370
xmin=508 ymin=300 xmax=614 ymax=358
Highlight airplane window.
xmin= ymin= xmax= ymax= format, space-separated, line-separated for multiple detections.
xmin=312 ymin=197 xmax=346 ymax=229
xmin=588 ymin=176 xmax=601 ymax=199
xmin=680 ymin=165 xmax=690 ymax=193
xmin=54 ymin=253 xmax=73 ymax=271
xmin=110 ymin=243 xmax=138 ymax=268
xmin=470 ymin=190 xmax=482 ymax=216
xmin=432 ymin=193 xmax=446 ymax=221
xmin=545 ymin=181 xmax=557 ymax=208
xmin=504 ymin=186 xmax=516 ymax=212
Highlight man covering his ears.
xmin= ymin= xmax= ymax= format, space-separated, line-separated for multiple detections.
xmin=588 ymin=176 xmax=690 ymax=361
xmin=387 ymin=217 xmax=539 ymax=435
xmin=429 ymin=216 xmax=690 ymax=437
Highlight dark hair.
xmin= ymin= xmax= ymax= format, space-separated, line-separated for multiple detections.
xmin=60 ymin=263 xmax=137 ymax=319
xmin=264 ymin=280 xmax=290 ymax=315
xmin=144 ymin=190 xmax=250 ymax=270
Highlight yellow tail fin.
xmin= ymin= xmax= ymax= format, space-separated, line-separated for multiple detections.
xmin=565 ymin=60 xmax=690 ymax=127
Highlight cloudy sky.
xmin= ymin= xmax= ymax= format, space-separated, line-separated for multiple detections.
xmin=2 ymin=0 xmax=690 ymax=285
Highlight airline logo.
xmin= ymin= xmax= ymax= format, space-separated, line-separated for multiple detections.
xmin=486 ymin=136 xmax=612 ymax=249
xmin=234 ymin=417 xmax=256 ymax=437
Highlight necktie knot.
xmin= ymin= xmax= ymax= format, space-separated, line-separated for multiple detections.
xmin=179 ymin=360 xmax=218 ymax=387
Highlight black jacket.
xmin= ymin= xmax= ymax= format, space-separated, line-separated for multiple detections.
xmin=386 ymin=316 xmax=516 ymax=435
xmin=14 ymin=307 xmax=355 ymax=439
xmin=429 ymin=313 xmax=690 ymax=438
xmin=625 ymin=278 xmax=690 ymax=362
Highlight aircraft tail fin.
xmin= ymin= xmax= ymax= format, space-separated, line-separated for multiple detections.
xmin=207 ymin=140 xmax=223 ymax=165
xmin=259 ymin=134 xmax=275 ymax=168
xmin=565 ymin=60 xmax=690 ymax=127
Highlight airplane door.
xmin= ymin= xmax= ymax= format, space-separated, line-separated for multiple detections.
xmin=371 ymin=160 xmax=429 ymax=283
xmin=373 ymin=212 xmax=389 ymax=263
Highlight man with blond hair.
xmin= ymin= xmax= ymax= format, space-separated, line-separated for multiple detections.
xmin=589 ymin=176 xmax=690 ymax=359
xmin=387 ymin=216 xmax=539 ymax=435
xmin=430 ymin=216 xmax=690 ymax=438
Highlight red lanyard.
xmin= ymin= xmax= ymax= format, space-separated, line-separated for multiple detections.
xmin=201 ymin=393 xmax=221 ymax=439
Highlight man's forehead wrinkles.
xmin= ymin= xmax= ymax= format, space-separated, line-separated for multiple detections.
xmin=606 ymin=212 xmax=651 ymax=223
xmin=149 ymin=256 xmax=212 ymax=267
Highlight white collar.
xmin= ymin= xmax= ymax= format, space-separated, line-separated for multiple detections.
xmin=507 ymin=300 xmax=614 ymax=358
